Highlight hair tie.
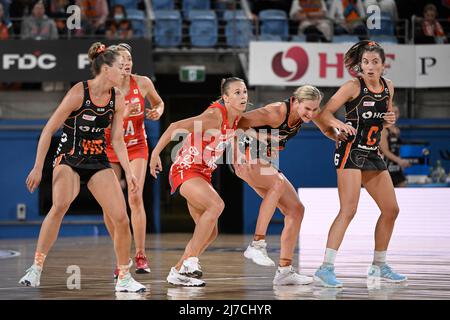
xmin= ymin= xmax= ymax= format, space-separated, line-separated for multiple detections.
xmin=96 ymin=44 xmax=106 ymax=55
xmin=368 ymin=41 xmax=377 ymax=47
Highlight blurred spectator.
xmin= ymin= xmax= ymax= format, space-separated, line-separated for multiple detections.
xmin=380 ymin=105 xmax=410 ymax=187
xmin=106 ymin=19 xmax=133 ymax=39
xmin=328 ymin=0 xmax=366 ymax=35
xmin=0 ymin=2 xmax=13 ymax=39
xmin=9 ymin=0 xmax=34 ymax=35
xmin=75 ymin=0 xmax=109 ymax=36
xmin=290 ymin=0 xmax=333 ymax=41
xmin=105 ymin=4 xmax=133 ymax=39
xmin=416 ymin=3 xmax=448 ymax=43
xmin=1 ymin=0 xmax=10 ymax=23
xmin=364 ymin=0 xmax=398 ymax=20
xmin=21 ymin=0 xmax=59 ymax=40
xmin=48 ymin=0 xmax=74 ymax=38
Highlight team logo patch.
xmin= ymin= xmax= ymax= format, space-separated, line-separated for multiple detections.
xmin=82 ymin=114 xmax=96 ymax=121
xmin=133 ymin=89 xmax=138 ymax=94
xmin=363 ymin=101 xmax=375 ymax=107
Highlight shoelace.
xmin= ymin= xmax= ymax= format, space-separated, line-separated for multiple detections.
xmin=26 ymin=267 xmax=40 ymax=277
xmin=381 ymin=264 xmax=393 ymax=275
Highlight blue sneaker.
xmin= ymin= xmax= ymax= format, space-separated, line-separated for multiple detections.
xmin=314 ymin=265 xmax=343 ymax=288
xmin=368 ymin=264 xmax=407 ymax=283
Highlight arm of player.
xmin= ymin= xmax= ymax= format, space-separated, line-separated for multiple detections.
xmin=142 ymin=77 xmax=165 ymax=121
xmin=111 ymin=91 xmax=138 ymax=193
xmin=319 ymin=80 xmax=358 ymax=136
xmin=383 ymin=79 xmax=396 ymax=128
xmin=149 ymin=108 xmax=222 ymax=178
xmin=379 ymin=128 xmax=410 ymax=168
xmin=26 ymin=82 xmax=84 ymax=193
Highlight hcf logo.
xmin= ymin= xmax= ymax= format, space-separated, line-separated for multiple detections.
xmin=271 ymin=46 xmax=309 ymax=82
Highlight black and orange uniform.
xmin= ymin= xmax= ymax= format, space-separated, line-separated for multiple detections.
xmin=234 ymin=96 xmax=303 ymax=170
xmin=334 ymin=77 xmax=390 ymax=170
xmin=53 ymin=81 xmax=115 ymax=183
xmin=385 ymin=126 xmax=407 ymax=185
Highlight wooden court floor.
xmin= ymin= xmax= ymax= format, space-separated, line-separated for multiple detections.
xmin=0 ymin=233 xmax=449 ymax=300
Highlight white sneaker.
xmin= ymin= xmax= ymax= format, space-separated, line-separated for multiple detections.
xmin=19 ymin=265 xmax=42 ymax=287
xmin=273 ymin=266 xmax=313 ymax=285
xmin=167 ymin=267 xmax=205 ymax=287
xmin=244 ymin=240 xmax=276 ymax=266
xmin=115 ymin=272 xmax=146 ymax=293
xmin=179 ymin=257 xmax=202 ymax=278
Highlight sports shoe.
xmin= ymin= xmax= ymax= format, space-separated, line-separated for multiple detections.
xmin=244 ymin=240 xmax=276 ymax=267
xmin=19 ymin=264 xmax=42 ymax=287
xmin=115 ymin=272 xmax=146 ymax=293
xmin=167 ymin=267 xmax=205 ymax=287
xmin=113 ymin=258 xmax=133 ymax=279
xmin=179 ymin=257 xmax=202 ymax=278
xmin=273 ymin=265 xmax=313 ymax=285
xmin=368 ymin=264 xmax=407 ymax=283
xmin=135 ymin=253 xmax=151 ymax=274
xmin=314 ymin=265 xmax=343 ymax=288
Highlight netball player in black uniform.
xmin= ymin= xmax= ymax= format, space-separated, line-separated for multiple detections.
xmin=19 ymin=42 xmax=146 ymax=293
xmin=379 ymin=105 xmax=410 ymax=187
xmin=314 ymin=41 xmax=407 ymax=287
xmin=234 ymin=85 xmax=340 ymax=285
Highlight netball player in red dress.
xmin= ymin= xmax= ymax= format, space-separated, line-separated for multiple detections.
xmin=314 ymin=40 xmax=407 ymax=287
xmin=104 ymin=43 xmax=164 ymax=276
xmin=19 ymin=42 xmax=145 ymax=292
xmin=149 ymin=77 xmax=247 ymax=287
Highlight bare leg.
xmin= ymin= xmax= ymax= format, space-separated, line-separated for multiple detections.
xmin=88 ymin=169 xmax=131 ymax=266
xmin=325 ymin=169 xmax=362 ymax=250
xmin=35 ymin=165 xmax=80 ymax=256
xmin=362 ymin=171 xmax=400 ymax=251
xmin=103 ymin=162 xmax=122 ymax=242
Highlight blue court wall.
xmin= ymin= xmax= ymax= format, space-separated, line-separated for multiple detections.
xmin=243 ymin=120 xmax=450 ymax=235
xmin=1 ymin=119 xmax=450 ymax=237
xmin=0 ymin=119 xmax=160 ymax=238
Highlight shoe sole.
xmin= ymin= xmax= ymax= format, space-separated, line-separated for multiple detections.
xmin=167 ymin=279 xmax=206 ymax=287
xmin=368 ymin=276 xmax=408 ymax=283
xmin=313 ymin=276 xmax=343 ymax=288
xmin=136 ymin=268 xmax=151 ymax=274
xmin=273 ymin=281 xmax=313 ymax=286
xmin=115 ymin=287 xmax=146 ymax=293
xmin=19 ymin=280 xmax=39 ymax=287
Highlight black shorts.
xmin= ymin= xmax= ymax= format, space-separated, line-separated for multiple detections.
xmin=54 ymin=154 xmax=111 ymax=184
xmin=334 ymin=142 xmax=387 ymax=171
xmin=389 ymin=171 xmax=407 ymax=186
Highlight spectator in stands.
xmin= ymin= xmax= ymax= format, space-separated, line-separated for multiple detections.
xmin=0 ymin=2 xmax=13 ymax=39
xmin=105 ymin=4 xmax=133 ymax=40
xmin=290 ymin=0 xmax=333 ymax=42
xmin=364 ymin=0 xmax=398 ymax=20
xmin=9 ymin=0 xmax=34 ymax=35
xmin=421 ymin=3 xmax=448 ymax=43
xmin=75 ymin=0 xmax=109 ymax=36
xmin=1 ymin=0 xmax=10 ymax=23
xmin=48 ymin=0 xmax=74 ymax=38
xmin=106 ymin=19 xmax=133 ymax=39
xmin=20 ymin=0 xmax=59 ymax=40
xmin=328 ymin=0 xmax=367 ymax=36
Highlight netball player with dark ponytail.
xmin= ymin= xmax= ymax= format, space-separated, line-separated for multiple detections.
xmin=314 ymin=40 xmax=407 ymax=287
xmin=18 ymin=42 xmax=146 ymax=293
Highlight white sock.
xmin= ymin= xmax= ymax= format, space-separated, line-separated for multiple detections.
xmin=252 ymin=239 xmax=266 ymax=246
xmin=373 ymin=251 xmax=387 ymax=266
xmin=278 ymin=265 xmax=292 ymax=273
xmin=323 ymin=248 xmax=337 ymax=266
